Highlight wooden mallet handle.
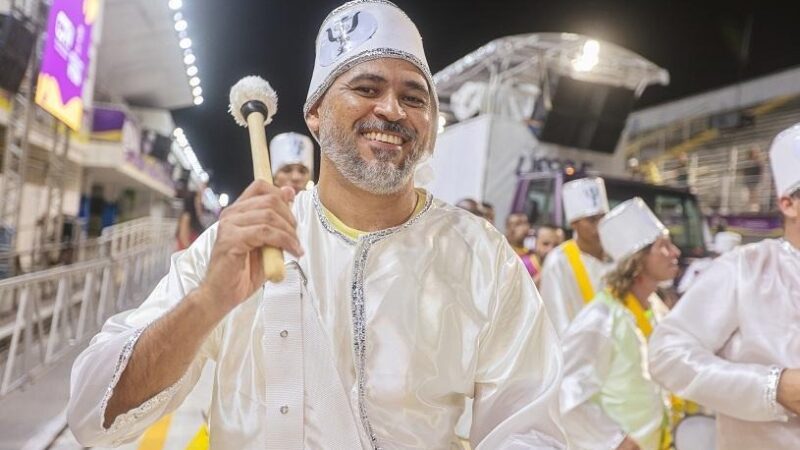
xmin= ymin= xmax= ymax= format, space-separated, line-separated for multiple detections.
xmin=245 ymin=110 xmax=285 ymax=283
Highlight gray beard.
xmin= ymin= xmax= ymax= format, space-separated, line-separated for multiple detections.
xmin=318 ymin=116 xmax=427 ymax=195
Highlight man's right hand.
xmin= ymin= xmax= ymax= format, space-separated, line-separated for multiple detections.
xmin=199 ymin=180 xmax=303 ymax=315
xmin=777 ymin=368 xmax=800 ymax=415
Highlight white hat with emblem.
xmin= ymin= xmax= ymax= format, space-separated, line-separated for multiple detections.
xmin=562 ymin=177 xmax=610 ymax=223
xmin=769 ymin=123 xmax=800 ymax=197
xmin=304 ymin=0 xmax=438 ymax=146
xmin=599 ymin=197 xmax=668 ymax=261
xmin=269 ymin=132 xmax=315 ymax=175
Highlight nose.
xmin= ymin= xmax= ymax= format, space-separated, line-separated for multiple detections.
xmin=374 ymin=92 xmax=407 ymax=122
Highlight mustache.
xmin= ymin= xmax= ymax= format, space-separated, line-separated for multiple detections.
xmin=356 ymin=118 xmax=416 ymax=142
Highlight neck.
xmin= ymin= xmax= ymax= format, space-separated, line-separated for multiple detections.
xmin=784 ymin=223 xmax=800 ymax=251
xmin=508 ymin=239 xmax=525 ymax=249
xmin=317 ymin=157 xmax=418 ymax=232
xmin=575 ymin=234 xmax=604 ymax=260
xmin=629 ymin=276 xmax=658 ymax=309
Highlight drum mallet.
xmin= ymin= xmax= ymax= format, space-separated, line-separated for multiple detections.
xmin=228 ymin=75 xmax=284 ymax=283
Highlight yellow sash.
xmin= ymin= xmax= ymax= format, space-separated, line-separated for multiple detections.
xmin=563 ymin=240 xmax=595 ymax=304
xmin=621 ymin=292 xmax=674 ymax=450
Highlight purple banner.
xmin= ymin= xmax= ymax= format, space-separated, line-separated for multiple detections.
xmin=91 ymin=107 xmax=127 ymax=141
xmin=35 ymin=0 xmax=99 ymax=131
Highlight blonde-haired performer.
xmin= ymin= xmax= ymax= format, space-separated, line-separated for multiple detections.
xmin=539 ymin=177 xmax=614 ymax=336
xmin=648 ymin=124 xmax=800 ymax=449
xmin=270 ymin=132 xmax=315 ymax=193
xmin=66 ymin=1 xmax=566 ymax=449
xmin=561 ymin=198 xmax=681 ymax=450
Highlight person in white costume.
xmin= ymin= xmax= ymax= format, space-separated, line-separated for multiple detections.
xmin=539 ymin=177 xmax=614 ymax=336
xmin=648 ymin=123 xmax=800 ymax=450
xmin=270 ymin=132 xmax=315 ymax=193
xmin=560 ymin=198 xmax=680 ymax=450
xmin=66 ymin=2 xmax=566 ymax=449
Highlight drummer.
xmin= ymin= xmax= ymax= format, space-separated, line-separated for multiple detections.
xmin=560 ymin=198 xmax=680 ymax=450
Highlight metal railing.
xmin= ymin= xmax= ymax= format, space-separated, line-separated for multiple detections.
xmin=0 ymin=216 xmax=176 ymax=396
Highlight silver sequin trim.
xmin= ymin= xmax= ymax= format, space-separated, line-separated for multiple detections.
xmin=314 ymin=188 xmax=433 ymax=449
xmin=766 ymin=366 xmax=785 ymax=417
xmin=780 ymin=238 xmax=800 ymax=259
xmin=303 ymin=47 xmax=439 ymax=117
xmin=100 ymin=327 xmax=190 ymax=436
xmin=313 ymin=187 xmax=357 ymax=246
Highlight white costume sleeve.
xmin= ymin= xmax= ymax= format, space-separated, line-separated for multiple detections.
xmin=538 ymin=251 xmax=575 ymax=337
xmin=470 ymin=245 xmax=567 ymax=449
xmin=559 ymin=306 xmax=627 ymax=450
xmin=68 ymin=227 xmax=222 ymax=446
xmin=648 ymin=255 xmax=788 ymax=422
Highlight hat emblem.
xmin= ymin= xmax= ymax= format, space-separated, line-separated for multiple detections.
xmin=585 ymin=186 xmax=601 ymax=208
xmin=319 ymin=10 xmax=378 ymax=67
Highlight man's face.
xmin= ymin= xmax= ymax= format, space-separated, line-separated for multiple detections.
xmin=535 ymin=227 xmax=559 ymax=261
xmin=306 ymin=58 xmax=433 ymax=195
xmin=505 ymin=214 xmax=530 ymax=246
xmin=274 ymin=164 xmax=311 ymax=193
xmin=571 ymin=214 xmax=604 ymax=244
xmin=641 ymin=236 xmax=681 ymax=282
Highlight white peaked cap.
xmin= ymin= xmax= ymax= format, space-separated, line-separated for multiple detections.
xmin=269 ymin=132 xmax=315 ymax=175
xmin=713 ymin=231 xmax=742 ymax=254
xmin=304 ymin=0 xmax=439 ymax=146
xmin=563 ymin=177 xmax=610 ymax=223
xmin=599 ymin=197 xmax=668 ymax=261
xmin=769 ymin=123 xmax=800 ymax=197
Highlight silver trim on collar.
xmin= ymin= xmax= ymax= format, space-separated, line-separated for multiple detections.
xmin=312 ymin=186 xmax=433 ymax=449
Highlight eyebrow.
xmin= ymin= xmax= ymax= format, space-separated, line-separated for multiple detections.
xmin=347 ymin=73 xmax=430 ymax=96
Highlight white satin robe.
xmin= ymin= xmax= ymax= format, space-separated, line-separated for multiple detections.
xmin=67 ymin=189 xmax=566 ymax=450
xmin=649 ymin=239 xmax=800 ymax=450
xmin=560 ymin=291 xmax=668 ymax=450
xmin=538 ymin=242 xmax=613 ymax=337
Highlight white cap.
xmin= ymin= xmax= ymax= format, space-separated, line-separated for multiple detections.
xmin=769 ymin=123 xmax=800 ymax=197
xmin=599 ymin=197 xmax=668 ymax=261
xmin=563 ymin=177 xmax=610 ymax=223
xmin=269 ymin=132 xmax=315 ymax=175
xmin=713 ymin=231 xmax=741 ymax=254
xmin=304 ymin=0 xmax=438 ymax=147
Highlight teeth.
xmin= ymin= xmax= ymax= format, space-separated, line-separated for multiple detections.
xmin=364 ymin=132 xmax=402 ymax=145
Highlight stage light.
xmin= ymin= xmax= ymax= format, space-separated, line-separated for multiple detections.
xmin=194 ymin=96 xmax=204 ymax=105
xmin=219 ymin=193 xmax=230 ymax=208
xmin=192 ymin=86 xmax=203 ymax=96
xmin=183 ymin=53 xmax=196 ymax=65
xmin=179 ymin=38 xmax=192 ymax=49
xmin=168 ymin=0 xmax=182 ymax=11
xmin=174 ymin=20 xmax=188 ymax=32
xmin=186 ymin=65 xmax=198 ymax=76
xmin=189 ymin=76 xmax=201 ymax=87
xmin=573 ymin=39 xmax=599 ymax=72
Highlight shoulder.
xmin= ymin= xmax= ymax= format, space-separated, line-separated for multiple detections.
xmin=541 ymin=242 xmax=569 ymax=270
xmin=422 ymin=197 xmax=509 ymax=253
xmin=564 ymin=293 xmax=618 ymax=339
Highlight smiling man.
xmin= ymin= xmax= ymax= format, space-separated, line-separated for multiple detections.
xmin=66 ymin=1 xmax=565 ymax=449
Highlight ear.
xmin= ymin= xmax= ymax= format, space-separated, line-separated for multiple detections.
xmin=778 ymin=195 xmax=799 ymax=220
xmin=305 ymin=104 xmax=321 ymax=136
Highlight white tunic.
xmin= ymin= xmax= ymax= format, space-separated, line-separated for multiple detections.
xmin=67 ymin=189 xmax=566 ymax=450
xmin=649 ymin=239 xmax=800 ymax=450
xmin=538 ymin=242 xmax=613 ymax=337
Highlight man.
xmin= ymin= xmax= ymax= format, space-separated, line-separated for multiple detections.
xmin=505 ymin=213 xmax=539 ymax=279
xmin=561 ymin=198 xmax=680 ymax=450
xmin=456 ymin=198 xmax=483 ymax=217
xmin=534 ymin=224 xmax=560 ymax=264
xmin=270 ymin=131 xmax=315 ymax=193
xmin=539 ymin=177 xmax=613 ymax=336
xmin=649 ymin=123 xmax=800 ymax=449
xmin=480 ymin=202 xmax=495 ymax=225
xmin=66 ymin=2 xmax=565 ymax=449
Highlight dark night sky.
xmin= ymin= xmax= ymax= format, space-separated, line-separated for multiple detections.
xmin=171 ymin=0 xmax=799 ymax=198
